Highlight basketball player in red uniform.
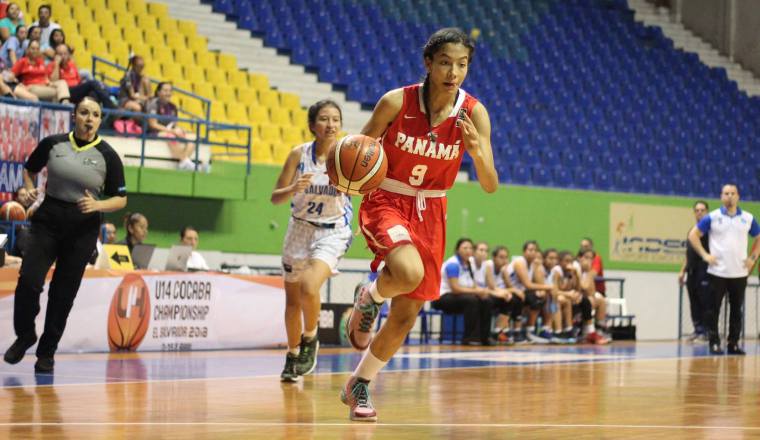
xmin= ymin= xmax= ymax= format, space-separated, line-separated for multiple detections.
xmin=341 ymin=28 xmax=498 ymax=421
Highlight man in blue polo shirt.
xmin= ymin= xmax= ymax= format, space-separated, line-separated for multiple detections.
xmin=688 ymin=184 xmax=760 ymax=355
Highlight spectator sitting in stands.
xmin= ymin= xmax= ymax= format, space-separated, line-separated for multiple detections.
xmin=146 ymin=81 xmax=199 ymax=171
xmin=30 ymin=4 xmax=58 ymax=55
xmin=118 ymin=55 xmax=151 ymax=113
xmin=11 ymin=39 xmax=69 ymax=102
xmin=47 ymin=44 xmax=115 ymax=108
xmin=180 ymin=225 xmax=209 ymax=271
xmin=117 ymin=212 xmax=148 ymax=253
xmin=41 ymin=27 xmax=63 ymax=60
xmin=25 ymin=24 xmax=39 ymax=45
xmin=0 ymin=23 xmax=26 ymax=68
xmin=0 ymin=75 xmax=11 ymax=96
xmin=0 ymin=2 xmax=23 ymax=43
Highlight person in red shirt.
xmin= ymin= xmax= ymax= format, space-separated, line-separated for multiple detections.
xmin=580 ymin=237 xmax=606 ymax=295
xmin=340 ymin=28 xmax=498 ymax=422
xmin=10 ymin=39 xmax=68 ymax=102
xmin=46 ymin=44 xmax=114 ymax=108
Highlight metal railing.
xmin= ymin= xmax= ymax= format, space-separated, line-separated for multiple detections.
xmin=99 ymin=107 xmax=252 ymax=173
xmin=0 ymin=87 xmax=253 ymax=174
xmin=92 ymin=56 xmax=211 ymax=123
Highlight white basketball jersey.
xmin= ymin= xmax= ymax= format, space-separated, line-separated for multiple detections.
xmin=507 ymin=256 xmax=532 ymax=291
xmin=291 ymin=142 xmax=352 ymax=226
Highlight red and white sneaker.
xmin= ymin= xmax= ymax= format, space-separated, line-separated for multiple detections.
xmin=585 ymin=331 xmax=610 ymax=345
xmin=340 ymin=376 xmax=377 ymax=422
xmin=346 ymin=282 xmax=382 ymax=351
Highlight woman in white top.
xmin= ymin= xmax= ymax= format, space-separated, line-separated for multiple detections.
xmin=432 ymin=238 xmax=501 ymax=345
xmin=578 ymin=249 xmax=609 ymax=344
xmin=485 ymin=246 xmax=524 ymax=343
xmin=271 ymin=100 xmax=353 ymax=381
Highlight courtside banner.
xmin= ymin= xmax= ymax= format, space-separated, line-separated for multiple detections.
xmin=609 ymin=202 xmax=691 ymax=264
xmin=0 ymin=269 xmax=286 ymax=353
xmin=0 ymin=102 xmax=68 ymax=201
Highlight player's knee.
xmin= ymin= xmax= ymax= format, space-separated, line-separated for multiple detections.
xmin=393 ymin=263 xmax=424 ymax=292
xmin=300 ymin=279 xmax=320 ymax=297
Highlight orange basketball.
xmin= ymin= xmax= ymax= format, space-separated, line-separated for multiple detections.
xmin=0 ymin=201 xmax=26 ymax=222
xmin=107 ymin=273 xmax=151 ymax=351
xmin=326 ymin=134 xmax=387 ymax=195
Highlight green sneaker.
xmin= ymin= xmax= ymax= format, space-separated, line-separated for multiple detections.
xmin=340 ymin=376 xmax=377 ymax=422
xmin=280 ymin=352 xmax=299 ymax=383
xmin=346 ymin=283 xmax=382 ymax=351
xmin=296 ymin=335 xmax=319 ymax=376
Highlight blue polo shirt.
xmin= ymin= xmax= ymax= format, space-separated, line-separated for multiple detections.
xmin=697 ymin=207 xmax=760 ymax=278
xmin=440 ymin=255 xmax=474 ymax=295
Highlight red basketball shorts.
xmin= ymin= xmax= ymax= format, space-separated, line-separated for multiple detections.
xmin=358 ymin=189 xmax=447 ymax=301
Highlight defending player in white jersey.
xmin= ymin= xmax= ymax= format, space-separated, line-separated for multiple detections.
xmin=271 ymin=100 xmax=353 ymax=382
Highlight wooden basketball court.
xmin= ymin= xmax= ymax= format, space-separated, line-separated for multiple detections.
xmin=0 ymin=342 xmax=757 ymax=439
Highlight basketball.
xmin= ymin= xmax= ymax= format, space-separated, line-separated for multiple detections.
xmin=107 ymin=273 xmax=151 ymax=352
xmin=326 ymin=134 xmax=387 ymax=195
xmin=0 ymin=201 xmax=26 ymax=222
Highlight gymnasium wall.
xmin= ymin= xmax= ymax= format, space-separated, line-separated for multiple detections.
xmin=107 ymin=164 xmax=760 ymax=273
xmin=678 ymin=0 xmax=760 ymax=78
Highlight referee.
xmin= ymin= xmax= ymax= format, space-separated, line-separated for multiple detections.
xmin=688 ymin=184 xmax=760 ymax=355
xmin=4 ymin=97 xmax=127 ymax=372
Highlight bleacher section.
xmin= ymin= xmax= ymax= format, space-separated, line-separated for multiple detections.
xmin=209 ymin=0 xmax=760 ymax=200
xmin=17 ymin=0 xmax=313 ymax=165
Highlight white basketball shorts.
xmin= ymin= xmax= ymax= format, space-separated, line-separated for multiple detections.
xmin=281 ymin=218 xmax=352 ymax=283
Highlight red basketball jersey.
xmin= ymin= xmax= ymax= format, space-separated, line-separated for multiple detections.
xmin=381 ymin=84 xmax=479 ymax=190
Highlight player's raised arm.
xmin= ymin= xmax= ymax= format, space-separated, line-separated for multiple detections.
xmin=461 ymin=102 xmax=498 ymax=193
xmin=361 ymin=88 xmax=404 ymax=139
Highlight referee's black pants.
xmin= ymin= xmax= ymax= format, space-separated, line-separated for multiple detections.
xmin=704 ymin=275 xmax=747 ymax=345
xmin=13 ymin=197 xmax=100 ymax=358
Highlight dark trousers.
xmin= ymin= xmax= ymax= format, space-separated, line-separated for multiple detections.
xmin=69 ymin=80 xmax=116 ymax=108
xmin=704 ymin=275 xmax=747 ymax=345
xmin=13 ymin=197 xmax=100 ymax=358
xmin=685 ymin=269 xmax=709 ymax=332
xmin=432 ymin=293 xmax=494 ymax=342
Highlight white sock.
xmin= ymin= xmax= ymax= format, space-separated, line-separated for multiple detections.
xmin=542 ymin=325 xmax=552 ymax=333
xmin=288 ymin=347 xmax=299 ymax=356
xmin=368 ymin=281 xmax=384 ymax=304
xmin=354 ymin=348 xmax=388 ymax=382
xmin=563 ymin=326 xmax=573 ymax=333
xmin=303 ymin=327 xmax=317 ymax=339
xmin=584 ymin=324 xmax=595 ymax=336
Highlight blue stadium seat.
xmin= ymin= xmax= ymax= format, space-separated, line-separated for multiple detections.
xmin=211 ymin=0 xmax=759 ymax=199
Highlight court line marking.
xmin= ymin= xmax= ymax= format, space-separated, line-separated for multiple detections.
xmin=0 ymin=422 xmax=756 ymax=430
xmin=0 ymin=352 xmax=747 ymax=389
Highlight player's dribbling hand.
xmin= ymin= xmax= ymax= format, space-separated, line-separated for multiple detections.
xmin=459 ymin=112 xmax=481 ymax=155
xmin=77 ymin=189 xmax=101 ymax=214
xmin=291 ymin=173 xmax=314 ymax=193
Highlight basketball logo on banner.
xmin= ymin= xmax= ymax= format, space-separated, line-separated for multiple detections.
xmin=108 ymin=273 xmax=151 ymax=351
